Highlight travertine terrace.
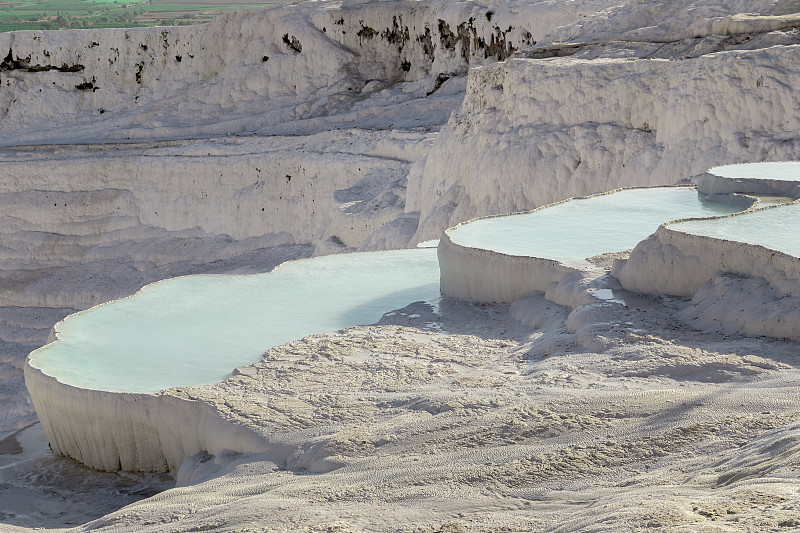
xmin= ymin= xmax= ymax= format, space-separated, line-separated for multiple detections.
xmin=3 ymin=0 xmax=800 ymax=531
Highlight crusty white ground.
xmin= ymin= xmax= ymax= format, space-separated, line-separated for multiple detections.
xmin=4 ymin=262 xmax=800 ymax=531
xmin=3 ymin=0 xmax=800 ymax=530
xmin=10 ymin=277 xmax=797 ymax=532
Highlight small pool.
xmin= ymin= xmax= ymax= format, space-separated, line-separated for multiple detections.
xmin=28 ymin=249 xmax=440 ymax=393
xmin=447 ymin=188 xmax=741 ymax=267
xmin=708 ymin=162 xmax=800 ymax=181
xmin=669 ymin=202 xmax=800 ymax=258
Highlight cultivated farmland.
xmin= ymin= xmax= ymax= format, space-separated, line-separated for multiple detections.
xmin=0 ymin=0 xmax=292 ymax=32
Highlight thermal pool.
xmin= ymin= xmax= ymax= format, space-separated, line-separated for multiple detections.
xmin=28 ymin=249 xmax=440 ymax=393
xmin=23 ymin=170 xmax=800 ymax=474
xmin=439 ymin=187 xmax=743 ymax=303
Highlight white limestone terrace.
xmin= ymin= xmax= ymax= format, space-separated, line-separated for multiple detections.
xmin=4 ymin=0 xmax=800 ymax=529
xmin=0 ymin=0 xmax=609 ymax=441
xmin=30 ymin=249 xmax=440 ymax=393
xmin=25 ymin=249 xmax=439 ymax=472
xmin=440 ymin=165 xmax=800 ymax=341
xmin=438 ymin=187 xmax=743 ymax=304
xmin=0 ymin=131 xmax=436 ymax=441
xmin=613 ymin=163 xmax=800 ymax=340
xmin=698 ymin=161 xmax=800 ymax=197
xmin=24 ymin=179 xmax=788 ymax=475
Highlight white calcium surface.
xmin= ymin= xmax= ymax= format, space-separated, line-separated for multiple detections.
xmin=3 ymin=0 xmax=800 ymax=530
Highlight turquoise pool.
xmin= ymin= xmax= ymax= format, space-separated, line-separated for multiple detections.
xmin=447 ymin=188 xmax=741 ymax=267
xmin=29 ymin=249 xmax=441 ymax=393
xmin=669 ymin=202 xmax=800 ymax=258
xmin=708 ymin=162 xmax=800 ymax=181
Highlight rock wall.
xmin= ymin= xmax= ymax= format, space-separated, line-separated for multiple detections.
xmin=0 ymin=0 xmax=594 ymax=145
xmin=0 ymin=133 xmax=422 ymax=308
xmin=412 ymin=43 xmax=800 ymax=241
xmin=437 ymin=227 xmax=576 ymax=303
xmin=613 ymin=218 xmax=800 ymax=340
xmin=698 ymin=170 xmax=800 ymax=197
xmin=24 ymin=364 xmax=268 ymax=472
xmin=613 ymin=218 xmax=800 ymax=298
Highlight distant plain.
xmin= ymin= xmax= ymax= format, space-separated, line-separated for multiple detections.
xmin=0 ymin=0 xmax=291 ymax=32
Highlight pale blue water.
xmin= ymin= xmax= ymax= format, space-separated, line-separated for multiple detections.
xmin=709 ymin=162 xmax=800 ymax=181
xmin=29 ymin=249 xmax=440 ymax=393
xmin=669 ymin=202 xmax=800 ymax=258
xmin=448 ymin=188 xmax=741 ymax=267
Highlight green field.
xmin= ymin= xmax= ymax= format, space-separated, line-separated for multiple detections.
xmin=0 ymin=0 xmax=289 ymax=32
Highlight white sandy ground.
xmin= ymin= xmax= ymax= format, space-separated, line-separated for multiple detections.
xmin=2 ymin=0 xmax=800 ymax=530
xmin=7 ymin=264 xmax=800 ymax=531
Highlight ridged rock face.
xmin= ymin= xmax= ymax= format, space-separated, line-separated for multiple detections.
xmin=24 ymin=365 xmax=270 ymax=472
xmin=411 ymin=37 xmax=800 ymax=241
xmin=437 ymin=231 xmax=577 ymax=304
xmin=0 ymin=0 xmax=578 ymax=146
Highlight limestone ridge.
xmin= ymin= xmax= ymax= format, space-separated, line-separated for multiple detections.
xmin=0 ymin=0 xmax=550 ymax=145
xmin=410 ymin=4 xmax=800 ymax=242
